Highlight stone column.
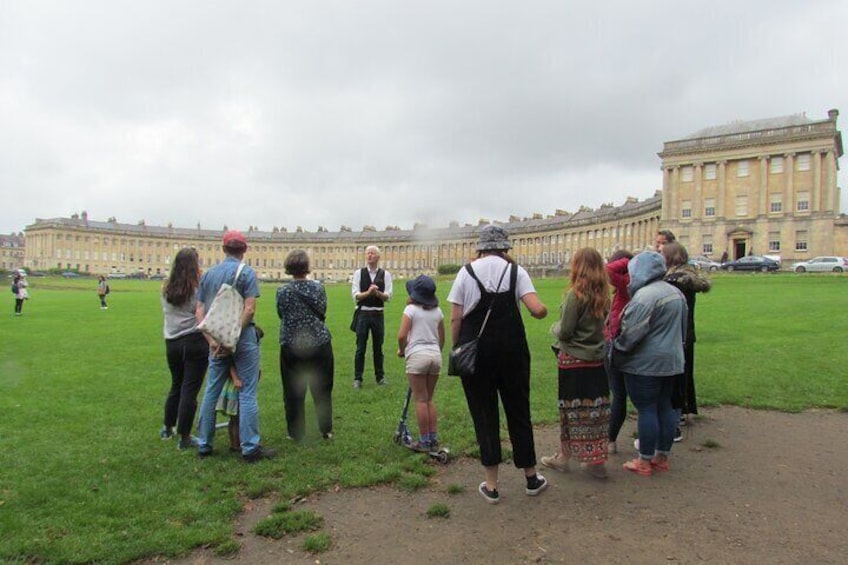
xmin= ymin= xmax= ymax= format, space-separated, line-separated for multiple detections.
xmin=662 ymin=167 xmax=671 ymax=219
xmin=813 ymin=150 xmax=823 ymax=212
xmin=717 ymin=160 xmax=727 ymax=219
xmin=826 ymin=150 xmax=836 ymax=212
xmin=668 ymin=167 xmax=680 ymax=220
xmin=693 ymin=162 xmax=703 ymax=220
xmin=784 ymin=153 xmax=795 ymax=217
xmin=759 ymin=156 xmax=769 ymax=216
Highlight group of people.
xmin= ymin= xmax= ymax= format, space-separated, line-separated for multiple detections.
xmin=157 ymin=225 xmax=710 ymax=503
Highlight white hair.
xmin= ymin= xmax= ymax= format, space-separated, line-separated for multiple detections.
xmin=366 ymin=245 xmax=380 ymax=255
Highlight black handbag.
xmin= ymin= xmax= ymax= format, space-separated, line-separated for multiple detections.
xmin=447 ymin=263 xmax=509 ymax=377
xmin=448 ymin=337 xmax=479 ymax=377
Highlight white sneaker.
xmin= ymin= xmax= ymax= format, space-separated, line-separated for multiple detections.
xmin=633 ymin=438 xmax=640 ymax=451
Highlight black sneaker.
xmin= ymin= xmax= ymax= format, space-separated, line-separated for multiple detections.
xmin=159 ymin=426 xmax=174 ymax=440
xmin=197 ymin=448 xmax=213 ymax=459
xmin=478 ymin=482 xmax=500 ymax=504
xmin=377 ymin=378 xmax=388 ymax=386
xmin=242 ymin=446 xmax=278 ymax=463
xmin=673 ymin=428 xmax=683 ymax=442
xmin=525 ymin=474 xmax=548 ymax=496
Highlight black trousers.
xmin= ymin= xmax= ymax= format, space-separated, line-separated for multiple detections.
xmin=164 ymin=332 xmax=209 ymax=435
xmin=354 ymin=312 xmax=384 ymax=381
xmin=460 ymin=348 xmax=536 ymax=468
xmin=280 ymin=342 xmax=334 ymax=441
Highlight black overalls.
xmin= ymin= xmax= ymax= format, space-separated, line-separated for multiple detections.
xmin=458 ymin=261 xmax=538 ymax=468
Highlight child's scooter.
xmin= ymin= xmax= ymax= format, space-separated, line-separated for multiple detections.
xmin=392 ymin=386 xmax=450 ymax=464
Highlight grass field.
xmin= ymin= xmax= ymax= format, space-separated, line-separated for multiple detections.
xmin=1 ymin=272 xmax=846 ymax=563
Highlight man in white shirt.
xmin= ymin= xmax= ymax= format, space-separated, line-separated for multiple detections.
xmin=351 ymin=245 xmax=393 ymax=389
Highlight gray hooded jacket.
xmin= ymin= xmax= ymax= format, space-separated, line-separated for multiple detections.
xmin=612 ymin=252 xmax=688 ymax=376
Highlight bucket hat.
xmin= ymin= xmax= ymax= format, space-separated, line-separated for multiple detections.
xmin=406 ymin=275 xmax=438 ymax=307
xmin=476 ymin=225 xmax=512 ymax=252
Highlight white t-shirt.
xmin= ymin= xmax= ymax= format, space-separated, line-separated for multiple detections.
xmin=446 ymin=255 xmax=537 ymax=317
xmin=402 ymin=304 xmax=444 ymax=357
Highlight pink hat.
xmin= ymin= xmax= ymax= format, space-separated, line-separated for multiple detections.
xmin=222 ymin=230 xmax=248 ymax=249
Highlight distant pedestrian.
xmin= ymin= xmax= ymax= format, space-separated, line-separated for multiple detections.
xmin=97 ymin=275 xmax=109 ymax=309
xmin=720 ymin=250 xmax=728 ymax=264
xmin=12 ymin=272 xmax=28 ymax=316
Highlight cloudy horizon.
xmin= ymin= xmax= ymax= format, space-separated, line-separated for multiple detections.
xmin=2 ymin=0 xmax=845 ymax=235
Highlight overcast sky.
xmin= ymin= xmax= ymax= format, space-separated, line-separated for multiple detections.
xmin=1 ymin=0 xmax=846 ymax=235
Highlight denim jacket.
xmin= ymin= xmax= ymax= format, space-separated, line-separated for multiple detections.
xmin=612 ymin=252 xmax=688 ymax=376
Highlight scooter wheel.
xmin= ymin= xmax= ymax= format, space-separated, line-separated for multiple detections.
xmin=392 ymin=432 xmax=403 ymax=445
xmin=437 ymin=450 xmax=450 ymax=464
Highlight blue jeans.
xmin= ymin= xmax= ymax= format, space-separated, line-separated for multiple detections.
xmin=605 ymin=342 xmax=628 ymax=443
xmin=623 ymin=372 xmax=676 ymax=459
xmin=197 ymin=326 xmax=262 ymax=456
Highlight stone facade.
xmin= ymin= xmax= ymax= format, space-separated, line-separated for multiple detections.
xmin=0 ymin=233 xmax=25 ymax=272
xmin=22 ymin=197 xmax=661 ymax=280
xmin=21 ymin=109 xmax=845 ymax=276
xmin=658 ymin=109 xmax=844 ymax=261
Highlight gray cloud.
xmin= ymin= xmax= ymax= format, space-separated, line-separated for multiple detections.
xmin=1 ymin=0 xmax=845 ymax=234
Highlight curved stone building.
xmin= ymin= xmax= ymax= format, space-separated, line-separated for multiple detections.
xmin=21 ymin=109 xmax=845 ymax=276
xmin=22 ymin=195 xmax=662 ymax=280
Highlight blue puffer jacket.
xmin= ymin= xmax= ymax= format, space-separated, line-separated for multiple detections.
xmin=612 ymin=252 xmax=688 ymax=376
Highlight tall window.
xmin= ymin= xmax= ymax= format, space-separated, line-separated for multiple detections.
xmin=796 ymin=153 xmax=811 ymax=171
xmin=735 ymin=195 xmax=748 ymax=216
xmin=769 ymin=156 xmax=784 ymax=174
xmin=704 ymin=163 xmax=717 ymax=180
xmin=795 ymin=230 xmax=808 ymax=252
xmin=704 ymin=198 xmax=716 ymax=217
xmin=737 ymin=160 xmax=750 ymax=177
xmin=769 ymin=193 xmax=783 ymax=213
xmin=681 ymin=201 xmax=692 ymax=218
xmin=769 ymin=232 xmax=781 ymax=252
xmin=681 ymin=166 xmax=694 ymax=182
xmin=796 ymin=191 xmax=810 ymax=212
xmin=702 ymin=235 xmax=713 ymax=254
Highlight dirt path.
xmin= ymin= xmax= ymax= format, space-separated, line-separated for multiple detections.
xmin=151 ymin=406 xmax=847 ymax=564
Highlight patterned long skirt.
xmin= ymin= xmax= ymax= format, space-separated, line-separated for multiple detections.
xmin=557 ymin=351 xmax=611 ymax=464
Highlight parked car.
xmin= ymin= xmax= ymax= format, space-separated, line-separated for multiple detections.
xmin=149 ymin=273 xmax=166 ymax=280
xmin=689 ymin=255 xmax=722 ymax=272
xmin=108 ymin=272 xmax=127 ymax=279
xmin=721 ymin=255 xmax=780 ymax=272
xmin=792 ymin=256 xmax=848 ymax=273
xmin=61 ymin=271 xmax=80 ymax=278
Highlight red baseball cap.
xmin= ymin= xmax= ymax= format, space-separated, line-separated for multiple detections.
xmin=222 ymin=229 xmax=248 ymax=249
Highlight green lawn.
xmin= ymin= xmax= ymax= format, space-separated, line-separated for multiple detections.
xmin=1 ymin=272 xmax=846 ymax=563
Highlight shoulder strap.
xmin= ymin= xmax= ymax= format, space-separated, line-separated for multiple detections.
xmin=475 ymin=263 xmax=512 ymax=338
xmin=464 ymin=264 xmax=486 ymax=294
xmin=233 ymin=262 xmax=246 ymax=285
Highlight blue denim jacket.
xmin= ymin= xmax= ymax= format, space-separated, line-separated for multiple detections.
xmin=612 ymin=252 xmax=688 ymax=376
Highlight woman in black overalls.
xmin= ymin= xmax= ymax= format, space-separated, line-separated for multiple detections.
xmin=447 ymin=225 xmax=549 ymax=504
